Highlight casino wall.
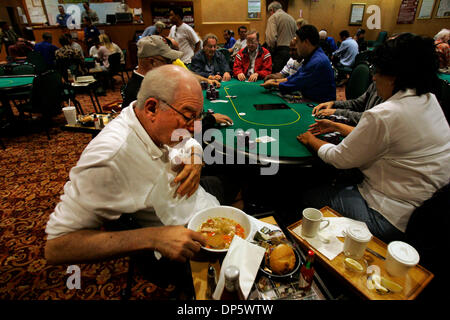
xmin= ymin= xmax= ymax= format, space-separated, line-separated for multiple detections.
xmin=2 ymin=0 xmax=449 ymax=63
xmin=139 ymin=0 xmax=448 ymax=44
xmin=288 ymin=0 xmax=449 ymax=44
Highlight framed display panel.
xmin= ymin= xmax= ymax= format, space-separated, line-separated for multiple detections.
xmin=435 ymin=0 xmax=450 ymax=17
xmin=417 ymin=0 xmax=436 ymax=19
xmin=349 ymin=3 xmax=366 ymax=25
xmin=248 ymin=0 xmax=262 ymax=20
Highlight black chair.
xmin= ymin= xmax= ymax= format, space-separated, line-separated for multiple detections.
xmin=218 ymin=48 xmax=232 ymax=69
xmin=121 ymin=49 xmax=130 ymax=81
xmin=353 ymin=50 xmax=373 ymax=67
xmin=367 ymin=31 xmax=388 ymax=49
xmin=13 ymin=70 xmax=64 ymax=139
xmin=345 ymin=62 xmax=372 ymax=100
xmin=26 ymin=51 xmax=48 ymax=74
xmin=11 ymin=62 xmax=36 ymax=75
xmin=405 ymin=183 xmax=450 ymax=299
xmin=107 ymin=52 xmax=124 ymax=89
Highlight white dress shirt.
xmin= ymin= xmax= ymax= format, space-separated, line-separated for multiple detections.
xmin=318 ymin=89 xmax=450 ymax=232
xmin=280 ymin=58 xmax=302 ymax=77
xmin=45 ymin=104 xmax=219 ymax=239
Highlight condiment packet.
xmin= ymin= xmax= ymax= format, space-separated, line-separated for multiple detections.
xmin=212 ymin=236 xmax=265 ymax=300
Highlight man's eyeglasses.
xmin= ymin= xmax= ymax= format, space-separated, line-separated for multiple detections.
xmin=159 ymin=99 xmax=203 ymax=125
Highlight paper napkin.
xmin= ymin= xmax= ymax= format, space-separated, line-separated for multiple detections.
xmin=212 ymin=236 xmax=265 ymax=300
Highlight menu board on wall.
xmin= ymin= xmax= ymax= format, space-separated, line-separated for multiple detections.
xmin=397 ymin=0 xmax=419 ymax=23
xmin=151 ymin=2 xmax=194 ymax=28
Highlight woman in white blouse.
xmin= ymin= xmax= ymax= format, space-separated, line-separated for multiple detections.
xmin=297 ymin=33 xmax=450 ymax=243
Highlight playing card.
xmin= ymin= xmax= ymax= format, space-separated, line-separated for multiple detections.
xmin=255 ymin=136 xmax=276 ymax=143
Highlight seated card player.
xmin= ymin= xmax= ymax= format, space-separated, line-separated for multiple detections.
xmin=260 ymin=25 xmax=336 ymax=103
xmin=190 ymin=33 xmax=231 ymax=82
xmin=264 ymin=37 xmax=303 ymax=81
xmin=296 ymin=33 xmax=450 ymax=243
xmin=311 ymin=82 xmax=383 ymax=125
xmin=233 ymin=30 xmax=272 ymax=82
xmin=45 ymin=65 xmax=220 ymax=265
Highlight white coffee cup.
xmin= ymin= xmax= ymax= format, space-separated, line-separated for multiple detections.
xmin=63 ymin=106 xmax=77 ymax=125
xmin=385 ymin=241 xmax=420 ymax=277
xmin=343 ymin=226 xmax=372 ymax=260
xmin=301 ymin=208 xmax=330 ymax=238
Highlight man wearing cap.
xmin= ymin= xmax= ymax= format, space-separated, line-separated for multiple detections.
xmin=122 ymin=35 xmax=183 ymax=108
xmin=122 ymin=35 xmax=232 ymax=128
xmin=142 ymin=21 xmax=166 ymax=37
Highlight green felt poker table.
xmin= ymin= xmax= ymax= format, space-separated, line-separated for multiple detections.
xmin=0 ymin=75 xmax=35 ymax=90
xmin=202 ymin=79 xmax=317 ymax=165
xmin=438 ymin=72 xmax=450 ymax=82
xmin=0 ymin=75 xmax=35 ymax=121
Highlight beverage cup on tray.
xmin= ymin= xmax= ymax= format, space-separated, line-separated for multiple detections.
xmin=62 ymin=106 xmax=77 ymax=125
xmin=343 ymin=226 xmax=372 ymax=260
xmin=301 ymin=208 xmax=330 ymax=238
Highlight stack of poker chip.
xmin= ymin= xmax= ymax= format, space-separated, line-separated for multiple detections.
xmin=200 ymin=81 xmax=208 ymax=90
xmin=321 ymin=132 xmax=342 ymax=145
xmin=206 ymin=84 xmax=219 ymax=100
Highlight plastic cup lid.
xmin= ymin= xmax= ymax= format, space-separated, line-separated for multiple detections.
xmin=388 ymin=241 xmax=420 ymax=266
xmin=346 ymin=225 xmax=372 ymax=242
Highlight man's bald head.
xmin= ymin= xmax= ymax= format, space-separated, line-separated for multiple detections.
xmin=136 ymin=65 xmax=201 ymax=110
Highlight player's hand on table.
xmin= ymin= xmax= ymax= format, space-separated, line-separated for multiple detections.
xmin=152 ymin=226 xmax=206 ymax=262
xmin=213 ymin=113 xmax=233 ymax=125
xmin=248 ymin=73 xmax=259 ymax=82
xmin=172 ymin=147 xmax=202 ymax=198
xmin=208 ymin=74 xmax=222 ymax=81
xmin=307 ymin=119 xmax=336 ymax=136
xmin=207 ymin=79 xmax=221 ymax=88
xmin=317 ymin=108 xmax=336 ymax=117
xmin=296 ymin=131 xmax=315 ymax=145
xmin=312 ymin=101 xmax=334 ymax=115
xmin=222 ymin=72 xmax=231 ymax=82
xmin=260 ymin=79 xmax=277 ymax=88
xmin=237 ymin=73 xmax=246 ymax=81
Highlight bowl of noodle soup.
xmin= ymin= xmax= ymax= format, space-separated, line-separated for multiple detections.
xmin=188 ymin=206 xmax=254 ymax=253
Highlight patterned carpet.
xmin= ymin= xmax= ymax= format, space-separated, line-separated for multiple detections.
xmin=0 ymin=75 xmax=345 ymax=300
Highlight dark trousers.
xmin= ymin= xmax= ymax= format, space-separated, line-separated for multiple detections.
xmin=271 ymin=46 xmax=290 ymax=74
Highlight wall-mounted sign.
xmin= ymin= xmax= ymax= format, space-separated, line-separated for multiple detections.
xmin=151 ymin=2 xmax=194 ymax=28
xmin=349 ymin=3 xmax=366 ymax=25
xmin=248 ymin=0 xmax=261 ymax=20
xmin=397 ymin=0 xmax=419 ymax=24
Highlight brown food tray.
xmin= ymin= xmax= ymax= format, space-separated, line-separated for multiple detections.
xmin=287 ymin=206 xmax=434 ymax=300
